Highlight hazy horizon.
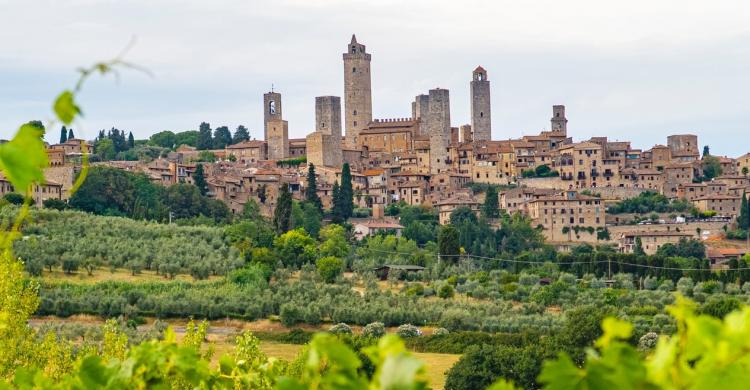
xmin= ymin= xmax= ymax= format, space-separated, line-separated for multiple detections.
xmin=1 ymin=0 xmax=749 ymax=156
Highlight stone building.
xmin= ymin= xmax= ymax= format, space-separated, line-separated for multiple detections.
xmin=411 ymin=94 xmax=430 ymax=137
xmin=692 ymin=194 xmax=742 ymax=218
xmin=470 ymin=66 xmax=491 ymax=141
xmin=263 ymin=91 xmax=282 ymax=140
xmin=359 ymin=118 xmax=417 ymax=154
xmin=737 ymin=153 xmax=750 ymax=175
xmin=264 ymin=90 xmax=289 ymax=160
xmin=225 ymin=140 xmax=267 ymax=164
xmin=557 ymin=141 xmax=604 ymax=188
xmin=550 ymin=105 xmax=568 ymax=134
xmin=667 ymin=134 xmax=700 ymax=162
xmin=307 ymin=96 xmax=343 ymax=167
xmin=343 ymin=35 xmax=372 ymax=148
xmin=619 ymin=231 xmax=694 ymax=255
xmin=525 ymin=191 xmax=604 ymax=243
xmin=427 ymin=88 xmax=451 ymax=174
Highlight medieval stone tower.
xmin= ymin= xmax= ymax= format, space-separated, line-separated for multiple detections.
xmin=550 ymin=105 xmax=568 ymax=134
xmin=470 ymin=66 xmax=491 ymax=141
xmin=263 ymin=91 xmax=282 ymax=141
xmin=264 ymin=90 xmax=288 ymax=160
xmin=343 ymin=34 xmax=372 ymax=148
xmin=427 ymin=88 xmax=451 ymax=174
xmin=306 ymin=96 xmax=343 ymax=167
xmin=411 ymin=94 xmax=430 ymax=137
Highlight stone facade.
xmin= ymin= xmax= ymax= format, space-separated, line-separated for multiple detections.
xmin=263 ymin=91 xmax=282 ymax=141
xmin=412 ymin=94 xmax=430 ymax=137
xmin=343 ymin=35 xmax=372 ymax=148
xmin=427 ymin=88 xmax=451 ymax=174
xmin=359 ymin=118 xmax=416 ymax=154
xmin=550 ymin=105 xmax=568 ymax=134
xmin=306 ymin=96 xmax=343 ymax=168
xmin=266 ymin=119 xmax=289 ymax=160
xmin=667 ymin=134 xmax=700 ymax=161
xmin=470 ymin=66 xmax=491 ymax=141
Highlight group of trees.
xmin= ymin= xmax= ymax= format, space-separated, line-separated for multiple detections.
xmin=196 ymin=122 xmax=251 ymax=150
xmin=6 ymin=208 xmax=243 ymax=279
xmin=607 ymin=191 xmax=693 ymax=214
xmin=521 ymin=164 xmax=560 ymax=178
xmin=146 ymin=124 xmax=251 ymax=151
xmin=68 ymin=166 xmax=230 ymax=223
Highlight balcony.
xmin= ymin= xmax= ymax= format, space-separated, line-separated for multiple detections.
xmin=577 ymin=173 xmax=587 ymax=180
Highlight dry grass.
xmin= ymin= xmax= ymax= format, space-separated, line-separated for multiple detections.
xmin=40 ymin=267 xmax=218 ymax=284
xmin=414 ymin=352 xmax=461 ymax=390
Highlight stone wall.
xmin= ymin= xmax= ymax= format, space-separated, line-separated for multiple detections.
xmin=427 ymin=88 xmax=450 ymax=174
xmin=266 ymin=120 xmax=289 ymax=160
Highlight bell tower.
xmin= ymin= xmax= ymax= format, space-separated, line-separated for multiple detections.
xmin=343 ymin=34 xmax=372 ymax=148
xmin=470 ymin=66 xmax=491 ymax=141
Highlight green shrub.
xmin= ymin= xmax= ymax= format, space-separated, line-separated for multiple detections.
xmin=438 ymin=284 xmax=455 ymax=299
xmin=362 ymin=322 xmax=385 ymax=338
xmin=396 ymin=324 xmax=421 ymax=338
xmin=316 ymin=256 xmax=344 ymax=283
xmin=328 ymin=323 xmax=353 ymax=335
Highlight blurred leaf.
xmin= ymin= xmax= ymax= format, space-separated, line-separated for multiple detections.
xmin=0 ymin=123 xmax=48 ymax=193
xmin=53 ymin=90 xmax=81 ymax=125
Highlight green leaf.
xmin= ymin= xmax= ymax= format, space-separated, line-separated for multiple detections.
xmin=538 ymin=353 xmax=585 ymax=390
xmin=53 ymin=90 xmax=82 ymax=125
xmin=596 ymin=317 xmax=633 ymax=348
xmin=0 ymin=123 xmax=49 ymax=192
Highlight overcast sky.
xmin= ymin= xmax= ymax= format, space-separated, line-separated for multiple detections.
xmin=1 ymin=0 xmax=749 ymax=156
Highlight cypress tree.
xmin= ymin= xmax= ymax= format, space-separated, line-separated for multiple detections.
xmin=128 ymin=132 xmax=135 ymax=149
xmin=67 ymin=128 xmax=75 ymax=140
xmin=331 ymin=182 xmax=342 ymax=223
xmin=60 ymin=126 xmax=68 ymax=143
xmin=438 ymin=225 xmax=460 ymax=264
xmin=634 ymin=236 xmax=646 ymax=256
xmin=193 ymin=164 xmax=208 ymax=196
xmin=739 ymin=192 xmax=749 ymax=230
xmin=482 ymin=186 xmax=500 ymax=219
xmin=273 ymin=183 xmax=293 ymax=233
xmin=339 ymin=163 xmax=354 ymax=220
xmin=197 ymin=122 xmax=213 ymax=150
xmin=233 ymin=125 xmax=250 ymax=144
xmin=305 ymin=164 xmax=323 ymax=213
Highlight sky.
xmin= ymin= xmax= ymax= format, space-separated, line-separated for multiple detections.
xmin=1 ymin=0 xmax=749 ymax=156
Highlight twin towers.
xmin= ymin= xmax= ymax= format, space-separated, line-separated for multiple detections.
xmin=262 ymin=35 xmax=493 ymax=169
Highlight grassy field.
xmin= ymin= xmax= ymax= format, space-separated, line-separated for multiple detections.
xmin=210 ymin=335 xmax=458 ymax=389
xmin=40 ymin=267 xmax=219 ymax=284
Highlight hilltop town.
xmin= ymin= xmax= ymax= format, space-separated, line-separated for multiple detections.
xmin=13 ymin=34 xmax=750 ymax=266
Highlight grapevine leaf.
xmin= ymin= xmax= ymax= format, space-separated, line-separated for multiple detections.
xmin=596 ymin=317 xmax=633 ymax=348
xmin=0 ymin=123 xmax=48 ymax=193
xmin=53 ymin=90 xmax=82 ymax=125
xmin=538 ymin=353 xmax=584 ymax=390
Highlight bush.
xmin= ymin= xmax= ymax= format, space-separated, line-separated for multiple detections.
xmin=700 ymin=296 xmax=741 ymax=319
xmin=362 ymin=322 xmax=386 ymax=338
xmin=3 ymin=193 xmax=26 ymax=205
xmin=328 ymin=323 xmax=352 ymax=335
xmin=280 ymin=304 xmax=305 ymax=327
xmin=638 ymin=332 xmax=659 ymax=352
xmin=433 ymin=328 xmax=449 ymax=336
xmin=396 ymin=324 xmax=421 ymax=338
xmin=42 ymin=198 xmax=68 ymax=210
xmin=445 ymin=344 xmax=545 ymax=390
xmin=316 ymin=256 xmax=344 ymax=283
xmin=438 ymin=284 xmax=455 ymax=299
